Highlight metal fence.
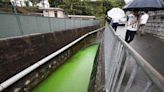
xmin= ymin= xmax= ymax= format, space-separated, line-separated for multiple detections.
xmin=104 ymin=23 xmax=164 ymax=92
xmin=0 ymin=13 xmax=99 ymax=38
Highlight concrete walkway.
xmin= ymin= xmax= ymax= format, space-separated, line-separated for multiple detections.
xmin=116 ymin=26 xmax=164 ymax=76
xmin=131 ymin=34 xmax=164 ymax=76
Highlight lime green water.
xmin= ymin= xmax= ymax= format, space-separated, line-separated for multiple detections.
xmin=32 ymin=44 xmax=99 ymax=92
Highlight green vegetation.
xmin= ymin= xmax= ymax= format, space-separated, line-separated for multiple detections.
xmin=49 ymin=0 xmax=125 ymax=26
xmin=0 ymin=0 xmax=125 ymax=26
xmin=49 ymin=0 xmax=124 ymax=16
xmin=0 ymin=0 xmax=125 ymax=15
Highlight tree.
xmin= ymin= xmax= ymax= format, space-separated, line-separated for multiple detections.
xmin=0 ymin=0 xmax=12 ymax=7
xmin=29 ymin=0 xmax=41 ymax=6
xmin=49 ymin=0 xmax=63 ymax=7
xmin=48 ymin=0 xmax=125 ymax=16
xmin=58 ymin=0 xmax=92 ymax=15
xmin=109 ymin=0 xmax=125 ymax=8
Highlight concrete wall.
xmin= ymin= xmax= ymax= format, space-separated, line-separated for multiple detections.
xmin=88 ymin=29 xmax=105 ymax=92
xmin=0 ymin=25 xmax=99 ymax=85
xmin=144 ymin=10 xmax=164 ymax=38
xmin=0 ymin=13 xmax=99 ymax=38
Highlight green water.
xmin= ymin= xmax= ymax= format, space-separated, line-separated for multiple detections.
xmin=32 ymin=44 xmax=99 ymax=92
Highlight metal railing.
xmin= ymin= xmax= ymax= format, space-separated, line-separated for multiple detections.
xmin=104 ymin=23 xmax=164 ymax=92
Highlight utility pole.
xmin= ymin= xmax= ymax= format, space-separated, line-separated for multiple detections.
xmin=43 ymin=0 xmax=45 ymax=8
xmin=13 ymin=0 xmax=17 ymax=14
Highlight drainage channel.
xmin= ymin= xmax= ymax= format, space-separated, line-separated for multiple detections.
xmin=32 ymin=44 xmax=99 ymax=92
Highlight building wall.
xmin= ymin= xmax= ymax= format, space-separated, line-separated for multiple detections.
xmin=10 ymin=0 xmax=32 ymax=7
xmin=144 ymin=10 xmax=164 ymax=38
xmin=10 ymin=0 xmax=26 ymax=7
xmin=57 ymin=11 xmax=65 ymax=18
xmin=43 ymin=10 xmax=55 ymax=17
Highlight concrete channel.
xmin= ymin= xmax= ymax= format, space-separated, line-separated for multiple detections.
xmin=32 ymin=44 xmax=99 ymax=92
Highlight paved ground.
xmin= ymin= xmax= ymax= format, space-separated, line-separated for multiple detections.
xmin=116 ymin=26 xmax=164 ymax=76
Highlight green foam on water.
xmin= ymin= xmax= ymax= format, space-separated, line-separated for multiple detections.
xmin=32 ymin=44 xmax=99 ymax=92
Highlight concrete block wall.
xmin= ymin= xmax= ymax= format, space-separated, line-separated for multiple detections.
xmin=0 ymin=25 xmax=99 ymax=85
xmin=144 ymin=10 xmax=164 ymax=38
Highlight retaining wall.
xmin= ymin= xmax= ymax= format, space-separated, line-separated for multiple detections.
xmin=0 ymin=25 xmax=99 ymax=85
xmin=144 ymin=10 xmax=164 ymax=38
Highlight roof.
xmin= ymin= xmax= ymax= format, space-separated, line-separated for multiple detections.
xmin=39 ymin=8 xmax=64 ymax=11
xmin=68 ymin=15 xmax=96 ymax=19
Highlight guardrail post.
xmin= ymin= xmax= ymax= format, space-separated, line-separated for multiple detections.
xmin=115 ymin=52 xmax=130 ymax=92
xmin=124 ymin=63 xmax=138 ymax=92
xmin=142 ymin=81 xmax=152 ymax=92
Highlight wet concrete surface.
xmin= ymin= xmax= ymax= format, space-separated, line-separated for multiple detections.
xmin=116 ymin=26 xmax=164 ymax=76
xmin=131 ymin=34 xmax=164 ymax=76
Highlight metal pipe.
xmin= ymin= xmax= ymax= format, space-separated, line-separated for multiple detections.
xmin=0 ymin=27 xmax=104 ymax=91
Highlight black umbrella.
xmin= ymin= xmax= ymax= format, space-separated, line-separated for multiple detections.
xmin=123 ymin=0 xmax=164 ymax=11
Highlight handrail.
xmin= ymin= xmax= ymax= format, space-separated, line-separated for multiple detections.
xmin=106 ymin=24 xmax=164 ymax=91
xmin=0 ymin=27 xmax=104 ymax=91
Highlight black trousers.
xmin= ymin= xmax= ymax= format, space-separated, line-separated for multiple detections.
xmin=125 ymin=30 xmax=136 ymax=43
